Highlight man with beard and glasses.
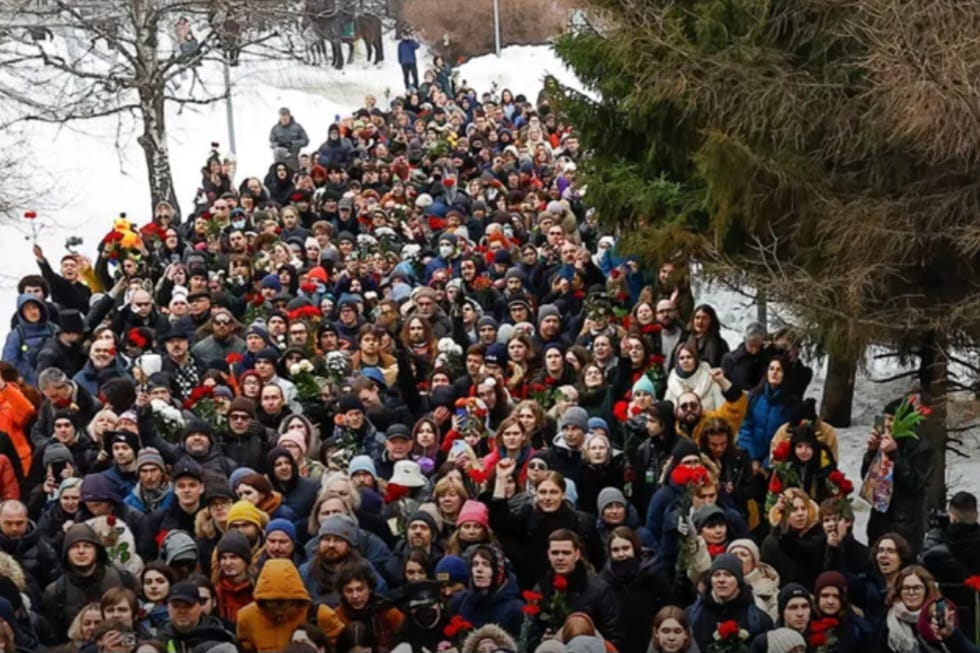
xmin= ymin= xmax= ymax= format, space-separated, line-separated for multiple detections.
xmin=299 ymin=515 xmax=387 ymax=607
xmin=672 ymin=369 xmax=747 ymax=445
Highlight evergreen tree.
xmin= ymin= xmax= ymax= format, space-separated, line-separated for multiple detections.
xmin=552 ymin=0 xmax=980 ymax=509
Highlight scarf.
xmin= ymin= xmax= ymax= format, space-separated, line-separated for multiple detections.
xmin=139 ymin=482 xmax=171 ymax=512
xmin=886 ymin=602 xmax=922 ymax=653
xmin=674 ymin=363 xmax=696 ymax=380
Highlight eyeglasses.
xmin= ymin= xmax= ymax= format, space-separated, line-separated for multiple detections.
xmin=679 ymin=402 xmax=699 ymax=411
xmin=901 ymin=584 xmax=926 ymax=594
xmin=528 ymin=462 xmax=547 ymax=471
xmin=213 ymin=319 xmax=232 ymax=326
xmin=229 ymin=414 xmax=250 ymax=421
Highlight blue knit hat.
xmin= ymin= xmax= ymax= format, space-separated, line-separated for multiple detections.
xmin=587 ymin=417 xmax=610 ymax=434
xmin=434 ymin=555 xmax=468 ymax=585
xmin=261 ymin=274 xmax=282 ymax=291
xmin=265 ymin=518 xmax=297 ymax=542
xmin=632 ymin=374 xmax=656 ymax=397
xmin=348 ymin=455 xmax=378 ymax=479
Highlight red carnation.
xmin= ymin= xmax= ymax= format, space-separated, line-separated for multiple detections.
xmin=829 ymin=470 xmax=845 ymax=484
xmin=225 ymin=352 xmax=243 ymax=364
xmin=689 ymin=465 xmax=709 ymax=485
xmin=300 ymin=281 xmax=318 ymax=294
xmin=964 ymin=575 xmax=980 ymax=591
xmin=530 ymin=383 xmax=547 ymax=394
xmin=552 ymin=574 xmax=568 ymax=591
xmin=23 ymin=211 xmax=37 ymax=220
xmin=629 ymin=405 xmax=642 ymax=416
xmin=128 ymin=329 xmax=147 ymax=349
xmin=641 ymin=323 xmax=663 ymax=334
xmin=521 ymin=603 xmax=541 ymax=616
xmin=651 ymin=354 xmax=666 ymax=365
xmin=717 ymin=620 xmax=739 ymax=639
xmin=670 ymin=466 xmax=692 ymax=486
xmin=919 ymin=405 xmax=933 ymax=417
xmin=772 ymin=440 xmax=792 ymax=462
xmin=467 ymin=467 xmax=490 ymax=484
xmin=522 ymin=590 xmax=544 ymax=602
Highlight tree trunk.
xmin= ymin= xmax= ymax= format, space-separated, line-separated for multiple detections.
xmin=918 ymin=332 xmax=948 ymax=513
xmin=821 ymin=352 xmax=856 ymax=427
xmin=136 ymin=87 xmax=181 ymax=219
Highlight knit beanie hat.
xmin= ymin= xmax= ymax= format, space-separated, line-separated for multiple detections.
xmin=456 ymin=499 xmax=489 ymax=528
xmin=229 ymin=467 xmax=257 ymax=491
xmin=671 ymin=438 xmax=700 ymax=462
xmin=407 ymin=510 xmax=439 ymax=537
xmin=632 ymin=374 xmax=656 ymax=397
xmin=277 ymin=431 xmax=308 ymax=456
xmin=265 ymin=518 xmax=297 ymax=542
xmin=765 ymin=628 xmax=806 ymax=653
xmin=228 ymin=397 xmax=256 ymax=419
xmin=777 ymin=582 xmax=812 ymax=616
xmin=348 ymin=455 xmax=378 ymax=479
xmin=727 ymin=538 xmax=761 ymax=566
xmin=814 ymin=571 xmax=848 ymax=598
xmin=216 ymin=530 xmax=251 ymax=561
xmin=318 ymin=514 xmax=358 ymax=545
xmin=135 ymin=447 xmax=165 ymax=472
xmin=596 ymin=487 xmax=627 ymax=516
xmin=160 ymin=530 xmax=198 ymax=565
xmin=434 ymin=555 xmax=469 ymax=585
xmin=709 ymin=553 xmax=744 ymax=584
xmin=558 ymin=406 xmax=589 ymax=432
xmin=537 ymin=304 xmax=560 ymax=326
xmin=107 ymin=429 xmax=141 ymax=455
xmin=338 ymin=394 xmax=365 ymax=413
xmin=43 ymin=442 xmax=75 ymax=468
xmin=692 ymin=503 xmax=726 ymax=531
xmin=226 ymin=500 xmax=269 ymax=529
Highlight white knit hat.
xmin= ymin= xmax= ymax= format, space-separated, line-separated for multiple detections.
xmin=766 ymin=628 xmax=806 ymax=653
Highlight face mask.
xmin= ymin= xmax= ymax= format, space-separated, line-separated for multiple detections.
xmin=439 ymin=245 xmax=454 ymax=259
xmin=232 ymin=219 xmax=245 ymax=229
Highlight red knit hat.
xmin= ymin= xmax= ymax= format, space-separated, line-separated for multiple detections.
xmin=456 ymin=499 xmax=489 ymax=528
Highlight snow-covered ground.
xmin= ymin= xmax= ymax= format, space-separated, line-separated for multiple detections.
xmin=1 ymin=32 xmax=975 ymax=538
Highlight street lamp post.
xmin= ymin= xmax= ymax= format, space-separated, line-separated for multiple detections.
xmin=492 ymin=0 xmax=501 ymax=56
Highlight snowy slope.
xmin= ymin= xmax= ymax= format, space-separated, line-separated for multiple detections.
xmin=1 ymin=35 xmax=974 ymax=535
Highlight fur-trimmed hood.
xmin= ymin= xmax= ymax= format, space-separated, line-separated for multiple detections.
xmin=462 ymin=623 xmax=518 ymax=653
xmin=195 ymin=507 xmax=225 ymax=540
xmin=0 ymin=551 xmax=26 ymax=591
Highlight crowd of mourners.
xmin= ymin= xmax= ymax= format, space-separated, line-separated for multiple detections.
xmin=0 ymin=53 xmax=978 ymax=653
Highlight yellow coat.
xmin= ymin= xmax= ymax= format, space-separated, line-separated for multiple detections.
xmin=236 ymin=559 xmax=344 ymax=653
xmin=768 ymin=418 xmax=839 ymax=463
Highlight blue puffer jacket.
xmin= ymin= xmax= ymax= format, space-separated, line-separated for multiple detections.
xmin=2 ymin=294 xmax=55 ymax=385
xmin=737 ymin=384 xmax=790 ymax=466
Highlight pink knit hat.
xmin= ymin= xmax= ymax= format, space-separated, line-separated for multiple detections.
xmin=277 ymin=432 xmax=308 ymax=456
xmin=456 ymin=499 xmax=489 ymax=528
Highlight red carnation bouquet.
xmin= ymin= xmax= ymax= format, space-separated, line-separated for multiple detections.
xmin=706 ymin=619 xmax=750 ymax=652
xmin=808 ymin=616 xmax=839 ymax=652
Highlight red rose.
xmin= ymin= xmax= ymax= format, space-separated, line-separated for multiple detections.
xmin=629 ymin=405 xmax=642 ymax=416
xmin=552 ymin=575 xmax=568 ymax=592
xmin=334 ymin=414 xmax=347 ymax=426
xmin=769 ymin=474 xmax=783 ymax=493
xmin=829 ymin=470 xmax=845 ymax=484
xmin=965 ymin=576 xmax=980 ymax=591
xmin=24 ymin=211 xmax=37 ymax=220
xmin=772 ymin=441 xmax=792 ymax=462
xmin=809 ymin=632 xmax=828 ymax=647
xmin=522 ymin=590 xmax=544 ymax=602
xmin=919 ymin=405 xmax=933 ymax=417
xmin=106 ymin=514 xmax=117 ymax=527
xmin=226 ymin=352 xmax=243 ymax=364
xmin=522 ymin=603 xmax=541 ymax=616
xmin=717 ymin=620 xmax=739 ymax=639
xmin=467 ymin=467 xmax=490 ymax=484
xmin=840 ymin=479 xmax=854 ymax=495
xmin=651 ymin=354 xmax=666 ymax=366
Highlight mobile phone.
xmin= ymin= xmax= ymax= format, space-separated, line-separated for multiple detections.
xmin=873 ymin=415 xmax=885 ymax=433
xmin=120 ymin=633 xmax=137 ymax=647
xmin=450 ymin=439 xmax=467 ymax=457
xmin=935 ymin=598 xmax=947 ymax=629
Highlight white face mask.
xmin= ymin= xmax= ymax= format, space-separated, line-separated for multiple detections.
xmin=439 ymin=244 xmax=454 ymax=259
xmin=232 ymin=219 xmax=245 ymax=229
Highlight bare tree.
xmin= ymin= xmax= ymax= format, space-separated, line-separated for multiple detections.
xmin=0 ymin=0 xmax=292 ymax=217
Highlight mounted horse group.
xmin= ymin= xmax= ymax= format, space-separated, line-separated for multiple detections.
xmin=300 ymin=0 xmax=385 ymax=70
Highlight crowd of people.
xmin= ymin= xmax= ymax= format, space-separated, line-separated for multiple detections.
xmin=0 ymin=56 xmax=977 ymax=653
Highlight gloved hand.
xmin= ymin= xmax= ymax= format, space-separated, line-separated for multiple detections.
xmin=677 ymin=518 xmax=691 ymax=537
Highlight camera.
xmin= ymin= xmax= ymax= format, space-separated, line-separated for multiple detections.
xmin=65 ymin=236 xmax=83 ymax=252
